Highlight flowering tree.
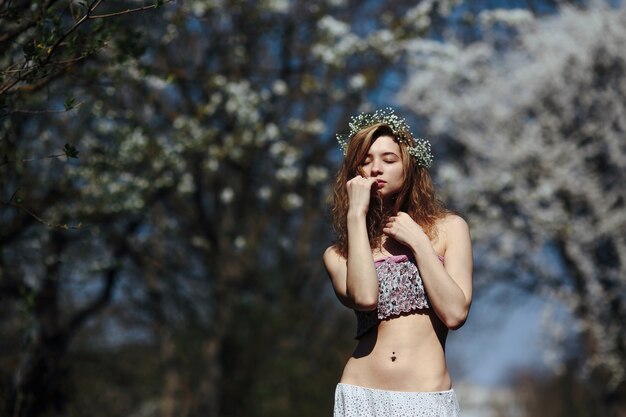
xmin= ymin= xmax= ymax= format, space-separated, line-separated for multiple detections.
xmin=401 ymin=4 xmax=626 ymax=411
xmin=1 ymin=1 xmax=459 ymax=416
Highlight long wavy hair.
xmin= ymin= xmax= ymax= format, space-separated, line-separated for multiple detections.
xmin=331 ymin=123 xmax=448 ymax=257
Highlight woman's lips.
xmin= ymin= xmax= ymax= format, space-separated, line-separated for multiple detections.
xmin=375 ymin=180 xmax=387 ymax=188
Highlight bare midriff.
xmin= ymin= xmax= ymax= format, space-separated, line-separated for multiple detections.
xmin=339 ymin=311 xmax=450 ymax=392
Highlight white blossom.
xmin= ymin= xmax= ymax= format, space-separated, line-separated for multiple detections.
xmin=264 ymin=0 xmax=289 ymax=13
xmin=220 ymin=187 xmax=235 ymax=204
xmin=177 ymin=173 xmax=195 ymax=194
xmin=283 ymin=193 xmax=303 ymax=210
xmin=257 ymin=186 xmax=272 ymax=201
xmin=306 ymin=165 xmax=329 ymax=185
xmin=233 ymin=236 xmax=246 ymax=249
xmin=317 ymin=15 xmax=350 ymax=37
xmin=349 ymin=74 xmax=366 ymax=90
xmin=276 ymin=166 xmax=300 ymax=184
xmin=478 ymin=8 xmax=535 ymax=27
xmin=402 ymin=4 xmax=626 ymax=388
xmin=272 ymin=79 xmax=288 ymax=96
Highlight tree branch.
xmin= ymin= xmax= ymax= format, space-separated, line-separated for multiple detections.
xmin=66 ymin=220 xmax=140 ymax=338
xmin=0 ymin=200 xmax=83 ymax=230
xmin=0 ymin=188 xmax=61 ymax=246
xmin=0 ymin=0 xmax=63 ymax=43
xmin=88 ymin=1 xmax=174 ymax=19
xmin=0 ymin=278 xmax=34 ymax=299
xmin=0 ymin=0 xmax=173 ymax=98
xmin=41 ymin=0 xmax=100 ymax=66
xmin=0 ymin=61 xmax=73 ymax=96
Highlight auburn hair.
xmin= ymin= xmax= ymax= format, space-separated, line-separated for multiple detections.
xmin=330 ymin=123 xmax=448 ymax=257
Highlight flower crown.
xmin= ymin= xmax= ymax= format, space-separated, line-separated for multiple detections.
xmin=336 ymin=107 xmax=433 ymax=168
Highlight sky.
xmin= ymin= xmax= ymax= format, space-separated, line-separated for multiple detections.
xmin=447 ymin=285 xmax=553 ymax=387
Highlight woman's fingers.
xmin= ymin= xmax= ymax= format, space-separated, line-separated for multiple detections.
xmin=346 ymin=176 xmax=379 ymax=214
xmin=347 ymin=175 xmax=377 ymax=188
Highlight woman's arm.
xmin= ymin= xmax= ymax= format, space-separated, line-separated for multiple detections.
xmin=323 ymin=176 xmax=380 ymax=310
xmin=384 ymin=213 xmax=473 ymax=329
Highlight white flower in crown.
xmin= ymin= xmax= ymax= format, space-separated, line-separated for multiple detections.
xmin=336 ymin=107 xmax=433 ymax=168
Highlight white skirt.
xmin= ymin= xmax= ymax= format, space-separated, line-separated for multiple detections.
xmin=334 ymin=383 xmax=460 ymax=417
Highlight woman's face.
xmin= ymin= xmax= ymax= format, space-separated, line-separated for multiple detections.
xmin=360 ymin=135 xmax=405 ymax=198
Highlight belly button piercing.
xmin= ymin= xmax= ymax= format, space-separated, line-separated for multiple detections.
xmin=391 ymin=352 xmax=396 ymax=362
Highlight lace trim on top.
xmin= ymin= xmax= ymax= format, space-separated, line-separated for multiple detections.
xmin=355 ymin=254 xmax=443 ymax=338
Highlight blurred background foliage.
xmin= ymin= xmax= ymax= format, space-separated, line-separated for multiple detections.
xmin=0 ymin=0 xmax=624 ymax=416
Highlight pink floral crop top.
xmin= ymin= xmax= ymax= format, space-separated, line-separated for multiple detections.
xmin=355 ymin=254 xmax=442 ymax=338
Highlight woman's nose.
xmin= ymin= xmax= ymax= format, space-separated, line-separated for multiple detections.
xmin=370 ymin=160 xmax=383 ymax=175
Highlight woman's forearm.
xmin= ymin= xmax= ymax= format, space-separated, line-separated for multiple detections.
xmin=346 ymin=211 xmax=379 ymax=310
xmin=411 ymin=237 xmax=471 ymax=329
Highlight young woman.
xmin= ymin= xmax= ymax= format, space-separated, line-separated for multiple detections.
xmin=324 ymin=108 xmax=473 ymax=416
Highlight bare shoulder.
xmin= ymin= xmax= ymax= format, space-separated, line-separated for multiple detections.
xmin=323 ymin=245 xmax=345 ymax=268
xmin=323 ymin=244 xmax=343 ymax=259
xmin=439 ymin=213 xmax=470 ymax=234
xmin=434 ymin=214 xmax=470 ymax=253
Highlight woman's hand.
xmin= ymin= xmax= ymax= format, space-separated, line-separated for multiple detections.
xmin=346 ymin=175 xmax=377 ymax=216
xmin=383 ymin=211 xmax=429 ymax=249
